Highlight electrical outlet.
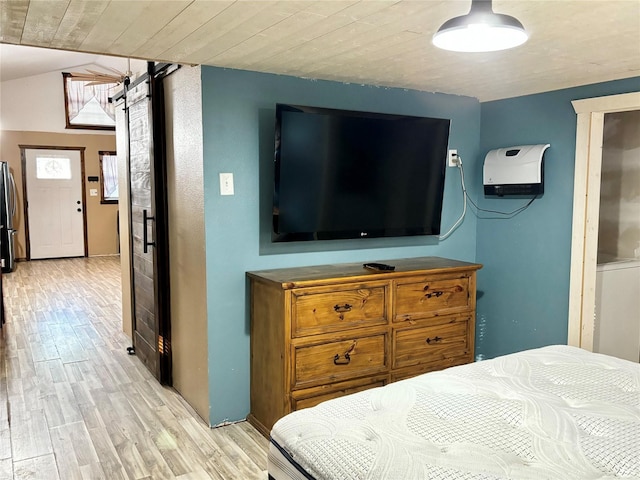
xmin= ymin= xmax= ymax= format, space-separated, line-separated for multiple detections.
xmin=448 ymin=149 xmax=458 ymax=167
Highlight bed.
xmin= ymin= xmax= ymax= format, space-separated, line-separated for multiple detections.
xmin=268 ymin=345 xmax=640 ymax=480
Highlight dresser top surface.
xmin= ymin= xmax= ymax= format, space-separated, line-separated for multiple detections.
xmin=247 ymin=257 xmax=481 ymax=289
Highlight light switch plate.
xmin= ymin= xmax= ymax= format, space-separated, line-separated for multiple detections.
xmin=89 ymin=188 xmax=98 ymax=197
xmin=220 ymin=173 xmax=234 ymax=195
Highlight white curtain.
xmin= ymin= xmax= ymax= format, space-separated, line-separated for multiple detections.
xmin=66 ymin=78 xmax=116 ymax=122
xmin=102 ymin=154 xmax=119 ymax=199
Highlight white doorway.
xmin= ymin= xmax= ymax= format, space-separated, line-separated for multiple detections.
xmin=22 ymin=146 xmax=87 ymax=259
xmin=567 ymin=92 xmax=640 ymax=350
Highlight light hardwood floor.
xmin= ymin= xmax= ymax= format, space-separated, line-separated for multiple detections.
xmin=0 ymin=256 xmax=269 ymax=480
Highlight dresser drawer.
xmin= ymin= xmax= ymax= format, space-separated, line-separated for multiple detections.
xmin=390 ymin=358 xmax=470 ymax=383
xmin=293 ymin=334 xmax=387 ymax=389
xmin=292 ymin=374 xmax=388 ymax=411
xmin=394 ymin=275 xmax=471 ymax=322
xmin=393 ymin=317 xmax=470 ymax=369
xmin=292 ymin=285 xmax=387 ymax=337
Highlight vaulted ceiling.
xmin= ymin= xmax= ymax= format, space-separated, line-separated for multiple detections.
xmin=1 ymin=0 xmax=639 ymax=101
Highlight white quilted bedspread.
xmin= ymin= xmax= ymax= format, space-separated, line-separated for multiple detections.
xmin=270 ymin=345 xmax=640 ymax=480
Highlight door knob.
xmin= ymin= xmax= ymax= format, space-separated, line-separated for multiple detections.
xmin=76 ymin=200 xmax=81 ymax=205
xmin=77 ymin=208 xmax=82 ymax=212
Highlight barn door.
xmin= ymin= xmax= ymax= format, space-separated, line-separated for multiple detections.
xmin=122 ymin=66 xmax=171 ymax=384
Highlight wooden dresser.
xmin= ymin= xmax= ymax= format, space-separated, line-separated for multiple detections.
xmin=247 ymin=256 xmax=482 ymax=437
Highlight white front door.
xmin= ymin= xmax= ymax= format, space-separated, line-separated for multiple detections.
xmin=24 ymin=148 xmax=85 ymax=259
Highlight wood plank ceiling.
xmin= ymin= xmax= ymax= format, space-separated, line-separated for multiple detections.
xmin=0 ymin=0 xmax=639 ymax=101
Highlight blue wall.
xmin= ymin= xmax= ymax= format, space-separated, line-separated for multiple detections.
xmin=200 ymin=67 xmax=481 ymax=424
xmin=476 ymin=77 xmax=640 ymax=359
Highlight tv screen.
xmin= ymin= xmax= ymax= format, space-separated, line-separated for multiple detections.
xmin=273 ymin=104 xmax=450 ymax=242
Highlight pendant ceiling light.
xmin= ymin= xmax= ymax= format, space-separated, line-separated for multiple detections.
xmin=433 ymin=0 xmax=528 ymax=53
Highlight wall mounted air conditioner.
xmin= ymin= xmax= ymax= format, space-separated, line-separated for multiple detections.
xmin=483 ymin=144 xmax=550 ymax=196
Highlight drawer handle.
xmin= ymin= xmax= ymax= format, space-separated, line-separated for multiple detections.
xmin=425 ymin=336 xmax=442 ymax=344
xmin=424 ymin=291 xmax=443 ymax=299
xmin=333 ymin=303 xmax=352 ymax=313
xmin=333 ymin=353 xmax=351 ymax=365
xmin=333 ymin=342 xmax=356 ymax=365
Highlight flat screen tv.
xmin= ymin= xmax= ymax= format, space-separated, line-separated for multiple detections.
xmin=273 ymin=104 xmax=450 ymax=242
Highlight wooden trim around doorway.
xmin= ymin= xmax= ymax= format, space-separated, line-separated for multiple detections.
xmin=567 ymin=91 xmax=640 ymax=350
xmin=19 ymin=145 xmax=89 ymax=260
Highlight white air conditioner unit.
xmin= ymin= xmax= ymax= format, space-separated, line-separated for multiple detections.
xmin=483 ymin=144 xmax=550 ymax=196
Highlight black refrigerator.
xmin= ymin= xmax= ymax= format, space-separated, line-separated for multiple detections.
xmin=0 ymin=161 xmax=17 ymax=273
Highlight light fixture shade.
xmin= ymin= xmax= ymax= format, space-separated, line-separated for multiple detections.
xmin=433 ymin=0 xmax=528 ymax=52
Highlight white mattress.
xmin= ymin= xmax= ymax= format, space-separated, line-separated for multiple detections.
xmin=269 ymin=345 xmax=640 ymax=480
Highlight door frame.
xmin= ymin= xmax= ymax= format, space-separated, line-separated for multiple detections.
xmin=567 ymin=91 xmax=640 ymax=350
xmin=19 ymin=145 xmax=88 ymax=260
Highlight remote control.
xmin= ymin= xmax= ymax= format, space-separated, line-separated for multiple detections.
xmin=363 ymin=262 xmax=395 ymax=271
